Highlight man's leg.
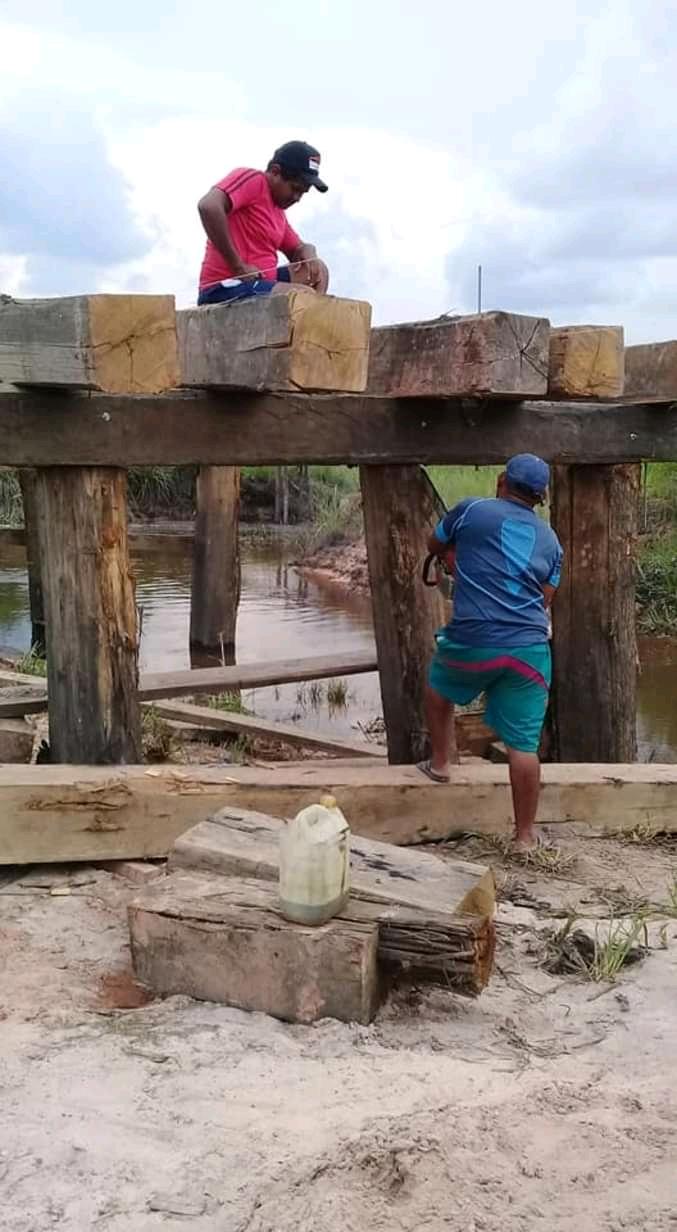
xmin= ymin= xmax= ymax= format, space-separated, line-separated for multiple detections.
xmin=424 ymin=683 xmax=455 ymax=779
xmin=506 ymin=748 xmax=541 ymax=848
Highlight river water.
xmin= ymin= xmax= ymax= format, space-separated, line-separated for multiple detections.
xmin=0 ymin=529 xmax=674 ymax=760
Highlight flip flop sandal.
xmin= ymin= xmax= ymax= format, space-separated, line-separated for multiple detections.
xmin=416 ymin=759 xmax=450 ymax=784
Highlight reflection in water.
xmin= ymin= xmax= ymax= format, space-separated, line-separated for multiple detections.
xmin=0 ymin=533 xmax=674 ymax=757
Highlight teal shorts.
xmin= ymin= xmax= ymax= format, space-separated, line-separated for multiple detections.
xmin=428 ymin=635 xmax=551 ymax=754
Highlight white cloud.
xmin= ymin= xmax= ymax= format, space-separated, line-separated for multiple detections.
xmin=1 ymin=4 xmax=676 ymax=342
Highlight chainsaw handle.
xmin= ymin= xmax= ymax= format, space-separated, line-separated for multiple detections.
xmin=422 ymin=553 xmax=439 ymax=587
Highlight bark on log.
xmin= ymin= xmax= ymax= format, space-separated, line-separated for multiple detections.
xmin=33 ymin=467 xmax=142 ymax=763
xmin=550 ymin=464 xmax=640 ymax=762
xmin=360 ymin=464 xmax=452 ymax=764
xmin=190 ymin=465 xmax=241 ymax=654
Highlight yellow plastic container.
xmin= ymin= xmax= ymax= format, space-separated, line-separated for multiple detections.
xmin=279 ymin=794 xmax=350 ymax=926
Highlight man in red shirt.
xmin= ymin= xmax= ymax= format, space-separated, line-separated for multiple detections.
xmin=197 ymin=140 xmax=330 ymax=305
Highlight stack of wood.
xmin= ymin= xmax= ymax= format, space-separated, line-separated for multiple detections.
xmin=128 ymin=807 xmax=496 ymax=1025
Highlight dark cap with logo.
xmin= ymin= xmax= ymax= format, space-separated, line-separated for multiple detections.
xmin=271 ymin=141 xmax=328 ymax=192
xmin=506 ymin=453 xmax=550 ymax=497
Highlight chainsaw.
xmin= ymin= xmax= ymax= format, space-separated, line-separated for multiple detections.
xmin=422 ymin=553 xmax=453 ymax=600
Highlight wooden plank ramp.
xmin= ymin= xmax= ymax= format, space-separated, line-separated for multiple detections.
xmin=147 ymin=699 xmax=385 ymax=759
xmin=2 ymin=762 xmax=677 ymax=865
xmin=0 ymin=651 xmax=379 ymax=719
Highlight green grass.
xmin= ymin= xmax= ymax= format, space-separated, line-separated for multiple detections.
xmin=590 ymin=913 xmax=650 ymax=982
xmin=327 ymin=678 xmax=349 ymax=708
xmin=0 ymin=469 xmax=22 ymax=526
xmin=205 ymin=691 xmax=251 ymax=714
xmin=425 ymin=465 xmax=501 ymax=507
xmin=16 ymin=646 xmax=47 ymax=676
xmin=636 ymin=532 xmax=677 ymax=635
xmin=141 ymin=706 xmax=176 ymax=761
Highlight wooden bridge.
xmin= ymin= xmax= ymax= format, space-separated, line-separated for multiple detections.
xmin=1 ymin=291 xmax=676 ymax=863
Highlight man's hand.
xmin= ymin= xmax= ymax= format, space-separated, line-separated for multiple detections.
xmin=234 ymin=261 xmax=263 ymax=282
xmin=290 ymin=244 xmax=329 ymax=293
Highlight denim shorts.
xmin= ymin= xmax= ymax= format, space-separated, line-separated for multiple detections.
xmin=197 ymin=265 xmax=291 ymax=306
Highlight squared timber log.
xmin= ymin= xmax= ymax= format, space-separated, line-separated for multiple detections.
xmin=2 ymin=763 xmax=677 ymax=867
xmin=366 ymin=311 xmax=550 ymax=397
xmin=169 ymin=806 xmax=496 ymax=917
xmin=0 ymin=295 xmax=179 ymax=393
xmin=178 ymin=292 xmax=372 ymax=392
xmin=548 ymin=325 xmax=624 ymax=398
xmin=624 ymin=340 xmax=677 ymax=402
xmin=129 ymin=872 xmax=380 ymax=1024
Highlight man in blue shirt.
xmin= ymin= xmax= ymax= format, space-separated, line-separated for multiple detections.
xmin=419 ymin=454 xmax=563 ymax=851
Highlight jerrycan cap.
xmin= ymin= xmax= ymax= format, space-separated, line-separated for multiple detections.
xmin=320 ymin=794 xmax=337 ymax=809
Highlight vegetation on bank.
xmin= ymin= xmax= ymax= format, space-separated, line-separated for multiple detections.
xmin=1 ymin=461 xmax=675 ymax=634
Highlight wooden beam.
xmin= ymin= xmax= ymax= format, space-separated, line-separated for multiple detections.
xmin=367 ymin=312 xmax=549 ymax=397
xmin=129 ymin=871 xmax=495 ymax=1005
xmin=548 ymin=325 xmax=624 ymax=398
xmin=0 ymin=651 xmax=379 ymax=718
xmin=0 ymin=295 xmax=179 ymax=393
xmin=624 ymin=339 xmax=677 ymax=402
xmin=2 ymin=389 xmax=676 ymax=467
xmin=1 ymin=762 xmax=676 ymax=865
xmin=550 ymin=464 xmax=640 ymax=761
xmin=190 ymin=465 xmax=240 ymax=654
xmin=148 ymin=698 xmax=386 ymax=759
xmin=170 ymin=806 xmax=495 ymax=916
xmin=33 ymin=467 xmax=142 ymax=763
xmin=360 ymin=464 xmax=450 ymax=764
xmin=178 ymin=292 xmax=372 ymax=392
xmin=129 ymin=872 xmax=381 ymax=1024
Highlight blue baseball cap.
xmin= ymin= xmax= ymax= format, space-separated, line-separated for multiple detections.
xmin=505 ymin=453 xmax=550 ymax=497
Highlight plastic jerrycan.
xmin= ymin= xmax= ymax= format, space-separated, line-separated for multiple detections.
xmin=279 ymin=794 xmax=351 ymax=925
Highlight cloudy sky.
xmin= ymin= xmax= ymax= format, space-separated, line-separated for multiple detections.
xmin=1 ymin=0 xmax=675 ymax=340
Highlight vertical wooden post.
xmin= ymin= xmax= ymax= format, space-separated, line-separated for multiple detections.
xmin=550 ymin=464 xmax=640 ymax=762
xmin=360 ymin=465 xmax=453 ymax=765
xmin=33 ymin=467 xmax=142 ymax=763
xmin=190 ymin=465 xmax=241 ymax=656
xmin=18 ymin=469 xmax=46 ymax=656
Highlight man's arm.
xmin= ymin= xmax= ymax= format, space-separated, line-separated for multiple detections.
xmin=197 ymin=187 xmax=261 ymax=280
xmin=541 ymin=583 xmax=557 ymax=609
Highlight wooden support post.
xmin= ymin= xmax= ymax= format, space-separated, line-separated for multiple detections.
xmin=33 ymin=467 xmax=142 ymax=763
xmin=360 ymin=465 xmax=451 ymax=765
xmin=190 ymin=465 xmax=241 ymax=656
xmin=550 ymin=464 xmax=640 ymax=762
xmin=18 ymin=469 xmax=46 ymax=656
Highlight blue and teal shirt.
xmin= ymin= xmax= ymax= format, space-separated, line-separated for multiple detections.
xmin=434 ymin=497 xmax=563 ymax=648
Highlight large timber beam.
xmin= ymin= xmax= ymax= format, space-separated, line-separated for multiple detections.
xmin=1 ymin=390 xmax=676 ymax=466
xmin=1 ymin=762 xmax=676 ymax=865
xmin=0 ymin=295 xmax=179 ymax=393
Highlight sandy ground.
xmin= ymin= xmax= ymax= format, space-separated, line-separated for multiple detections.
xmin=1 ymin=832 xmax=676 ymax=1232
